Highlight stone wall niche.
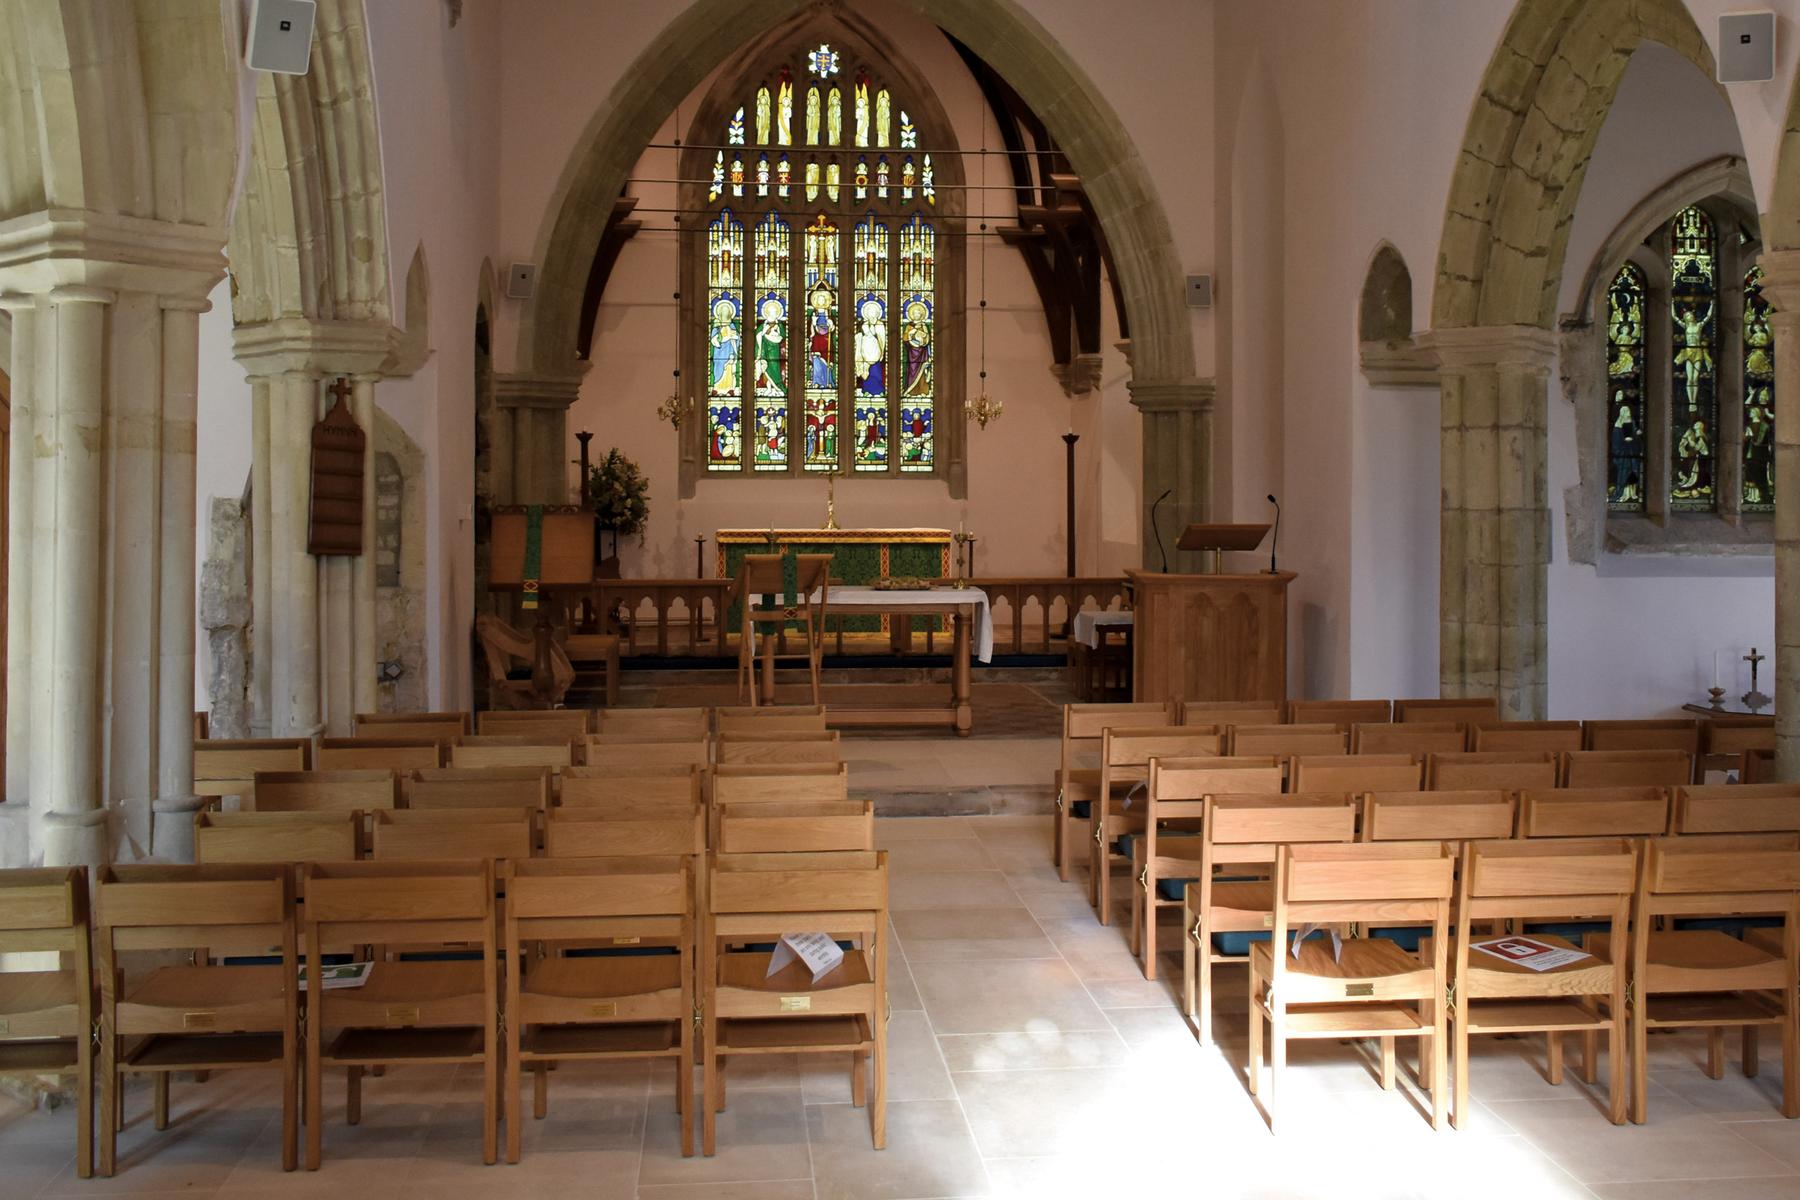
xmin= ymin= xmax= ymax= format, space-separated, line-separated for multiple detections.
xmin=1358 ymin=244 xmax=1437 ymax=388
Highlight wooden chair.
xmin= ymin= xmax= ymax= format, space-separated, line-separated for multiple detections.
xmin=1700 ymin=718 xmax=1776 ymax=780
xmin=1747 ymin=746 xmax=1778 ymax=784
xmin=95 ymin=864 xmax=298 ymax=1175
xmin=1592 ymin=837 xmax=1800 ymax=1123
xmin=595 ymin=707 xmax=711 ymax=738
xmin=584 ymin=735 xmax=713 ymax=768
xmin=1447 ymin=839 xmax=1636 ymax=1126
xmin=717 ymin=801 xmax=874 ymax=854
xmin=194 ymin=711 xmax=209 ymax=740
xmin=715 ymin=730 xmax=843 ymax=765
xmin=0 ymin=867 xmax=94 ymax=1178
xmin=716 ymin=707 xmax=829 ymax=734
xmin=355 ymin=710 xmax=471 ymax=741
xmin=1518 ymin=787 xmax=1671 ymax=839
xmin=1424 ymin=751 xmax=1556 ymax=791
xmin=1227 ymin=723 xmax=1346 ymax=758
xmin=1582 ymin=718 xmax=1701 ymax=755
xmin=502 ymin=857 xmax=698 ymax=1161
xmin=1673 ymin=783 xmax=1800 ymax=834
xmin=1180 ymin=700 xmax=1282 ymax=727
xmin=702 ymin=851 xmax=887 ymax=1154
xmin=1560 ymin=749 xmax=1693 ymax=788
xmin=1053 ymin=701 xmax=1174 ymax=881
xmin=194 ymin=738 xmax=311 ymax=809
xmin=477 ymin=708 xmax=592 ymax=739
xmin=1351 ymin=722 xmax=1466 ymax=757
xmin=1086 ymin=727 xmax=1235 ymax=922
xmin=711 ymin=762 xmax=849 ymax=807
xmin=1474 ymin=721 xmax=1584 ymax=754
xmin=301 ymin=860 xmax=500 ymax=1167
xmin=1361 ymin=790 xmax=1516 ymax=842
xmin=451 ymin=736 xmax=576 ymax=770
xmin=546 ymin=807 xmax=707 ymax=859
xmin=1175 ymin=792 xmax=1357 ymax=1039
xmin=562 ymin=764 xmax=704 ymax=809
xmin=368 ymin=809 xmax=535 ymax=861
xmin=733 ymin=552 xmax=834 ymax=706
xmin=1287 ymin=699 xmax=1392 ymax=726
xmin=251 ymin=770 xmax=398 ymax=814
xmin=1247 ymin=841 xmax=1455 ymax=1131
xmin=316 ymin=737 xmax=445 ymax=773
xmin=410 ymin=767 xmax=554 ymax=812
xmin=195 ymin=810 xmax=361 ymax=864
xmin=1288 ymin=753 xmax=1421 ymax=794
xmin=1394 ymin=696 xmax=1500 ymax=726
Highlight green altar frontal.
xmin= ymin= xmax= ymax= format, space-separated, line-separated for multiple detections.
xmin=717 ymin=528 xmax=952 ymax=635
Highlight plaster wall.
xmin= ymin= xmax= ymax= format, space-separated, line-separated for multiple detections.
xmin=193 ymin=277 xmax=252 ymax=702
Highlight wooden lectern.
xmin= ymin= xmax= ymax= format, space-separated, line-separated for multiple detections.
xmin=1128 ymin=523 xmax=1292 ymax=706
xmin=488 ymin=507 xmax=596 ymax=707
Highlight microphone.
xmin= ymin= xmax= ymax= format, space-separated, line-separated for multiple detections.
xmin=1150 ymin=489 xmax=1173 ymax=572
xmin=1266 ymin=494 xmax=1281 ymax=574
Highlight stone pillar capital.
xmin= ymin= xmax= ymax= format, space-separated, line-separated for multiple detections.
xmin=0 ymin=293 xmax=37 ymax=314
xmin=233 ymin=317 xmax=396 ymax=380
xmin=47 ymin=284 xmax=114 ymax=306
xmin=159 ymin=296 xmax=212 ymax=314
xmin=1419 ymin=325 xmax=1559 ymax=371
xmin=494 ymin=368 xmax=589 ymax=410
xmin=1755 ymin=248 xmax=1800 ymax=314
xmin=1127 ymin=377 xmax=1214 ymax=414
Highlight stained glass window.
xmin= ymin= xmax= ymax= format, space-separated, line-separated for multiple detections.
xmin=697 ymin=41 xmax=948 ymax=478
xmin=1605 ymin=263 xmax=1646 ymax=511
xmin=1669 ymin=206 xmax=1718 ymax=511
xmin=1744 ymin=264 xmax=1775 ymax=512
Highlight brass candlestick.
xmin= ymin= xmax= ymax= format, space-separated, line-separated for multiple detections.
xmin=952 ymin=532 xmax=972 ymax=589
xmin=823 ymin=470 xmax=841 ymax=531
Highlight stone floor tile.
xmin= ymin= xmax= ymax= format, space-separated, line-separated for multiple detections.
xmin=1492 ymin=1093 xmax=1790 ymax=1184
xmin=638 ymin=1086 xmax=811 ymax=1187
xmin=806 ymin=1098 xmax=990 ymax=1200
xmin=910 ymin=957 xmax=1110 ymax=1036
xmin=891 ymin=906 xmax=1057 ymax=961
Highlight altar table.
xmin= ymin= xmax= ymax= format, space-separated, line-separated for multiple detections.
xmin=717 ymin=528 xmax=952 ymax=634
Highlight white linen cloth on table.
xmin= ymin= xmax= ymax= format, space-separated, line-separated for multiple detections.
xmin=809 ymin=586 xmax=994 ymax=663
xmin=1070 ymin=610 xmax=1134 ymax=649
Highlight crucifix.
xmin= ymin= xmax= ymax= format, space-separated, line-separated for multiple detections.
xmin=1743 ymin=646 xmax=1772 ymax=712
xmin=822 ymin=468 xmax=842 ymax=531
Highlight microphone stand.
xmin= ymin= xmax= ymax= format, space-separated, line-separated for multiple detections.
xmin=1149 ymin=489 xmax=1172 ymax=572
xmin=1265 ymin=494 xmax=1281 ymax=574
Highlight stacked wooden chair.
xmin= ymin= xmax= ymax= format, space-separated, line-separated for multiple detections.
xmin=0 ymin=867 xmax=94 ymax=1178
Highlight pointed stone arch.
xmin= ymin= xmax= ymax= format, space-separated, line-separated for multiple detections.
xmin=1358 ymin=243 xmax=1434 ymax=387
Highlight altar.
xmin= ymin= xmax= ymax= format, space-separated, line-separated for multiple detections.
xmin=716 ymin=527 xmax=953 ymax=634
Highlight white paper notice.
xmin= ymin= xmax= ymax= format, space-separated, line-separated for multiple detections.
xmin=1289 ymin=924 xmax=1344 ymax=962
xmin=767 ymin=932 xmax=845 ymax=984
xmin=297 ymin=961 xmax=373 ymax=991
xmin=1470 ymin=936 xmax=1593 ymax=972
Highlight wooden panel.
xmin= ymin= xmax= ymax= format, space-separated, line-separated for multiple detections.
xmin=1127 ymin=570 xmax=1291 ymax=706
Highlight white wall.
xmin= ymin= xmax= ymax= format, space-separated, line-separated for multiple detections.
xmin=193 ymin=277 xmax=253 ymax=701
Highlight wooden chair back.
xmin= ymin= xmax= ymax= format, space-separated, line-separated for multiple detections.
xmin=354 ymin=710 xmax=471 ymax=740
xmin=1361 ymin=790 xmax=1516 ymax=842
xmin=1458 ymin=837 xmax=1636 ymax=925
xmin=708 ymin=850 xmax=886 ymax=931
xmin=503 ymin=854 xmax=692 ymax=957
xmin=583 ymin=735 xmax=712 ymax=768
xmin=1287 ymin=699 xmax=1391 ymax=726
xmin=1746 ymin=746 xmax=1778 ymax=784
xmin=96 ymin=862 xmax=293 ymax=960
xmin=409 ymin=767 xmax=553 ymax=812
xmin=595 ymin=707 xmax=710 ymax=738
xmin=1560 ymin=749 xmax=1692 ymax=788
xmin=716 ymin=708 xmax=829 ymax=734
xmin=1394 ymin=697 xmax=1500 ymax=726
xmin=1473 ymin=721 xmax=1583 ymax=754
xmin=545 ymin=806 xmax=706 ymax=858
xmin=1228 ymin=723 xmax=1347 ymax=757
xmin=1638 ymin=837 xmax=1800 ymax=924
xmin=0 ymin=865 xmax=91 ymax=1046
xmin=194 ymin=810 xmax=361 ymax=864
xmin=193 ymin=738 xmax=312 ymax=807
xmin=561 ymin=764 xmax=704 ymax=809
xmin=316 ymin=737 xmax=445 ymax=772
xmin=1350 ymin=722 xmax=1466 ymax=757
xmin=1673 ymin=783 xmax=1800 ymax=835
xmin=1582 ymin=718 xmax=1700 ymax=755
xmin=301 ymin=859 xmax=492 ymax=952
xmin=1134 ymin=756 xmax=1284 ymax=800
xmin=369 ymin=809 xmax=535 ymax=861
xmin=1424 ymin=751 xmax=1556 ymax=791
xmin=717 ymin=801 xmax=875 ymax=854
xmin=712 ymin=762 xmax=850 ymax=806
xmin=1517 ymin=787 xmax=1670 ymax=838
xmin=251 ymin=769 xmax=398 ymax=814
xmin=477 ymin=709 xmax=591 ymax=739
xmin=1060 ymin=702 xmax=1179 ymax=777
xmin=451 ymin=737 xmax=576 ymax=770
xmin=1289 ymin=754 xmax=1421 ymax=794
xmin=1276 ymin=841 xmax=1455 ymax=919
xmin=715 ymin=730 xmax=843 ymax=765
xmin=1180 ymin=700 xmax=1282 ymax=728
xmin=1103 ymin=725 xmax=1226 ymax=773
xmin=1701 ymin=719 xmax=1776 ymax=777
xmin=1204 ymin=793 xmax=1360 ymax=861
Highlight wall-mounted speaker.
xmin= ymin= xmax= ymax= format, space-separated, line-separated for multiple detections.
xmin=1186 ymin=274 xmax=1214 ymax=308
xmin=246 ymin=0 xmax=316 ymax=75
xmin=506 ymin=262 xmax=538 ymax=300
xmin=1719 ymin=12 xmax=1776 ymax=83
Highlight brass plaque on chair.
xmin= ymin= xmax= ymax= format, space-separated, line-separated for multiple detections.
xmin=589 ymin=1002 xmax=618 ymax=1018
xmin=308 ymin=379 xmax=368 ymax=556
xmin=611 ymin=936 xmax=640 ymax=946
xmin=183 ymin=1011 xmax=218 ymax=1030
xmin=386 ymin=1005 xmax=420 ymax=1026
xmin=1344 ymin=983 xmax=1373 ymax=998
xmin=779 ymin=996 xmax=812 ymax=1013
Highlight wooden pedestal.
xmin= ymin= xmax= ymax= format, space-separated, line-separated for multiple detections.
xmin=1125 ymin=569 xmax=1294 ymax=706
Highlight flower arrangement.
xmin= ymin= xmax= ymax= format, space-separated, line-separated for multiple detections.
xmin=586 ymin=448 xmax=650 ymax=545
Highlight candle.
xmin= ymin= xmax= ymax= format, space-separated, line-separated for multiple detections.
xmin=1713 ymin=650 xmax=1720 ymax=689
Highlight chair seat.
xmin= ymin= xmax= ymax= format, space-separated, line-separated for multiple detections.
xmin=0 ymin=970 xmax=78 ymax=1018
xmin=1592 ymin=929 xmax=1786 ymax=994
xmin=1253 ymin=936 xmax=1426 ymax=982
xmin=1114 ymin=829 xmax=1197 ymax=863
xmin=719 ymin=951 xmax=872 ymax=994
xmin=126 ymin=965 xmax=284 ymax=1009
xmin=1671 ymin=916 xmax=1783 ymax=938
xmin=523 ymin=955 xmax=681 ymax=999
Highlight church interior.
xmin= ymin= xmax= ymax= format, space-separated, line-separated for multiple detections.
xmin=9 ymin=0 xmax=1800 ymax=1196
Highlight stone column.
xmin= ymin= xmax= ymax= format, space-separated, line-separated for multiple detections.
xmin=152 ymin=298 xmax=205 ymax=859
xmin=248 ymin=377 xmax=274 ymax=736
xmin=494 ymin=372 xmax=587 ymax=504
xmin=351 ymin=375 xmax=379 ymax=717
xmin=1755 ymin=251 xmax=1800 ymax=779
xmin=271 ymin=371 xmax=322 ymax=737
xmin=1127 ymin=379 xmax=1214 ymax=572
xmin=0 ymin=296 xmax=35 ymax=864
xmin=43 ymin=287 xmax=112 ymax=867
xmin=1423 ymin=325 xmax=1559 ymax=721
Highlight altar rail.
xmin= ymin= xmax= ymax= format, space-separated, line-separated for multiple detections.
xmin=587 ymin=576 xmax=1129 ymax=658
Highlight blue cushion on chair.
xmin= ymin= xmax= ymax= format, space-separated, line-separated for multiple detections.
xmin=741 ymin=940 xmax=858 ymax=954
xmin=1367 ymin=926 xmax=1429 ymax=952
xmin=1156 ymin=878 xmax=1196 ymax=902
xmin=1114 ymin=830 xmax=1198 ymax=862
xmin=567 ymin=945 xmax=681 ymax=958
xmin=1671 ymin=916 xmax=1783 ymax=938
xmin=1523 ymin=921 xmax=1609 ymax=944
xmin=1211 ymin=928 xmax=1328 ymax=957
